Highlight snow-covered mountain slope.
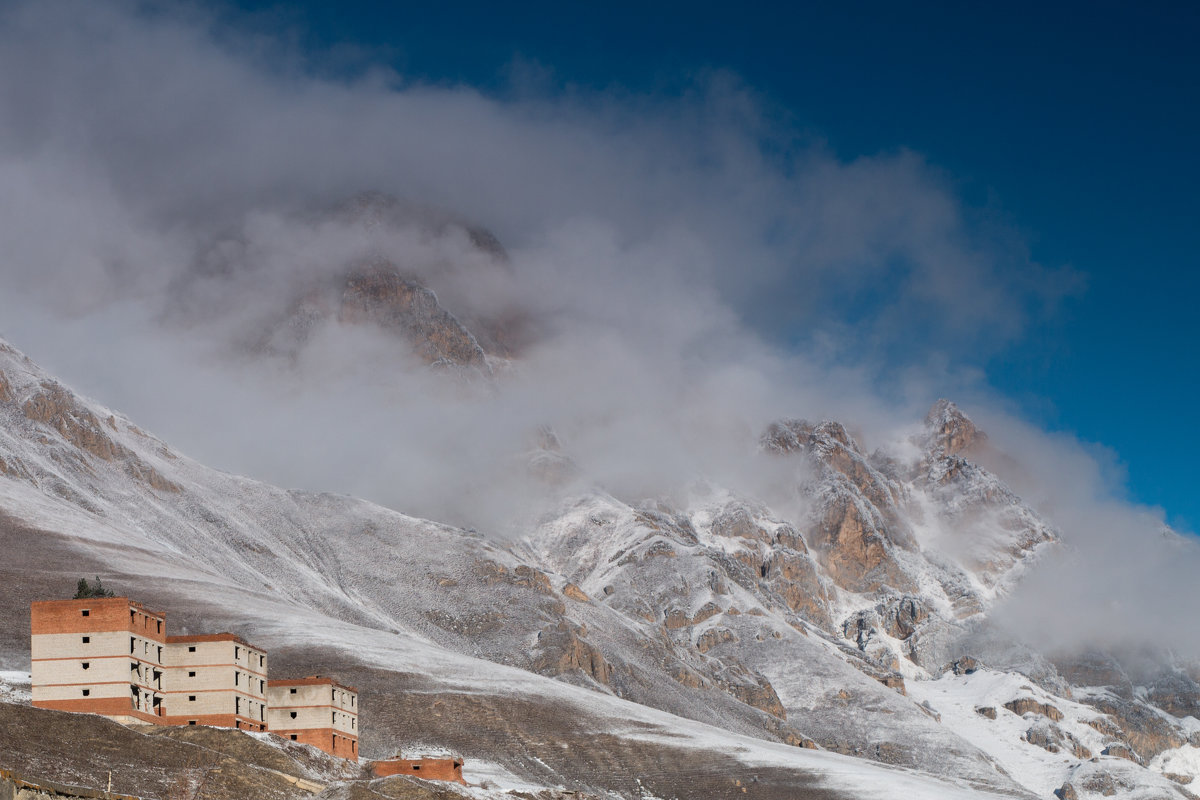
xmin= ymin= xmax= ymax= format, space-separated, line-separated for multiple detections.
xmin=0 ymin=337 xmax=1197 ymax=799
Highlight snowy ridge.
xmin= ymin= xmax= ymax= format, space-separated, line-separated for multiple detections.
xmin=0 ymin=339 xmax=1196 ymax=798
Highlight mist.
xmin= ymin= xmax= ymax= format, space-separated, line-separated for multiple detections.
xmin=0 ymin=1 xmax=1194 ymax=658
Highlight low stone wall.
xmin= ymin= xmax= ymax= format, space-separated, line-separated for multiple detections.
xmin=0 ymin=768 xmax=144 ymax=800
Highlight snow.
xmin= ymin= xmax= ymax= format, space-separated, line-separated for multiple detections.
xmin=1151 ymin=744 xmax=1200 ymax=782
xmin=0 ymin=670 xmax=30 ymax=703
xmin=907 ymin=669 xmax=1128 ymax=797
xmin=0 ymin=339 xmax=1183 ymax=799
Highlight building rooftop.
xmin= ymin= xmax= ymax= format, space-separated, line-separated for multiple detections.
xmin=268 ymin=675 xmax=358 ymax=693
xmin=166 ymin=632 xmax=261 ymax=648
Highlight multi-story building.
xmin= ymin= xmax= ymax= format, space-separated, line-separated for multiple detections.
xmin=163 ymin=633 xmax=268 ymax=731
xmin=31 ymin=597 xmax=359 ymax=761
xmin=266 ymin=677 xmax=359 ymax=760
xmin=31 ymin=597 xmax=168 ymax=724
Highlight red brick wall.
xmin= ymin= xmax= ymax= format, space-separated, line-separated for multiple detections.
xmin=31 ymin=598 xmax=165 ymax=639
xmin=159 ymin=714 xmax=267 ymax=731
xmin=370 ymin=758 xmax=464 ymax=783
xmin=272 ymin=728 xmax=358 ymax=760
xmin=33 ymin=697 xmax=167 ymax=724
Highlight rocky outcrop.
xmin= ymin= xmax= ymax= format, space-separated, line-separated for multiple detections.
xmin=1055 ymin=651 xmax=1136 ymax=699
xmin=696 ymin=628 xmax=736 ymax=653
xmin=339 ymin=264 xmax=488 ymax=367
xmin=1024 ymin=720 xmax=1092 ymax=759
xmin=1081 ymin=694 xmax=1187 ymax=761
xmin=561 ymin=583 xmax=589 ymax=603
xmin=1004 ymin=697 xmax=1064 ymax=721
xmin=712 ymin=503 xmax=832 ymax=627
xmin=915 ymin=401 xmax=1057 ymax=588
xmin=763 ymin=419 xmax=918 ymax=594
xmin=924 ymin=399 xmax=986 ymax=458
xmin=664 ymin=602 xmax=721 ymax=630
xmin=1148 ymin=671 xmax=1200 ymax=719
xmin=532 ymin=621 xmax=613 ymax=685
xmin=19 ymin=382 xmax=180 ymax=493
xmin=1102 ymin=743 xmax=1141 ymax=763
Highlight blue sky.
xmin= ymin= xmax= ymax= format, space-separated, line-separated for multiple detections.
xmin=0 ymin=0 xmax=1191 ymax=533
xmin=221 ymin=1 xmax=1200 ymax=529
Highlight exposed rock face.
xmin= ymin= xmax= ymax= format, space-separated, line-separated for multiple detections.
xmin=532 ymin=620 xmax=613 ymax=685
xmin=561 ymin=583 xmax=589 ymax=603
xmin=1024 ymin=720 xmax=1092 ymax=759
xmin=711 ymin=504 xmax=832 ymax=628
xmin=339 ymin=264 xmax=488 ymax=367
xmin=924 ymin=399 xmax=986 ymax=457
xmin=1101 ymin=742 xmax=1141 ymax=763
xmin=763 ymin=419 xmax=915 ymax=593
xmin=1148 ymin=671 xmax=1200 ymax=719
xmin=14 ymin=381 xmax=181 ymax=493
xmin=1055 ymin=651 xmax=1136 ymax=699
xmin=1080 ymin=693 xmax=1187 ymax=761
xmin=950 ymin=656 xmax=982 ymax=676
xmin=915 ymin=401 xmax=1057 ymax=589
xmin=1004 ymin=697 xmax=1064 ymax=721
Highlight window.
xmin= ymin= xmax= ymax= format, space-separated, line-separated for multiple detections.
xmin=234 ymin=672 xmax=239 ymax=686
xmin=259 ymin=679 xmax=264 ymax=693
xmin=289 ymin=711 xmax=297 ymax=719
xmin=188 ymin=721 xmax=197 ymax=726
xmin=289 ymin=688 xmax=297 ymax=694
xmin=235 ymin=697 xmax=241 ymax=714
xmin=259 ymin=655 xmax=264 ymax=667
xmin=157 ymin=646 xmax=162 ymax=662
xmin=234 ymin=646 xmax=240 ymax=660
xmin=332 ymin=712 xmax=337 ymax=724
xmin=188 ymin=696 xmax=196 ymax=702
xmin=260 ymin=707 xmax=265 ymax=721
xmin=81 ymin=662 xmax=90 ymax=670
xmin=81 ymin=609 xmax=89 ymax=617
xmin=412 ymin=765 xmax=420 ymax=771
xmin=156 ymin=620 xmax=161 ymax=633
xmin=289 ymin=734 xmax=297 ymax=741
xmin=188 ymin=646 xmax=196 ymax=653
xmin=82 ymin=636 xmax=90 ymax=644
xmin=351 ymin=719 xmax=355 ymax=729
xmin=188 ymin=671 xmax=196 ymax=678
xmin=130 ymin=637 xmax=135 ymax=653
xmin=82 ymin=689 xmax=90 ymax=697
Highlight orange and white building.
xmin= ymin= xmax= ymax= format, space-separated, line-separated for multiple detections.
xmin=29 ymin=597 xmax=358 ymax=761
xmin=31 ymin=597 xmax=168 ymax=724
xmin=163 ymin=633 xmax=268 ymax=731
xmin=266 ymin=676 xmax=359 ymax=760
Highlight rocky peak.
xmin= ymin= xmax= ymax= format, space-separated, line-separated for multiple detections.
xmin=761 ymin=419 xmax=861 ymax=457
xmin=924 ymin=399 xmax=987 ymax=458
xmin=339 ymin=261 xmax=489 ymax=367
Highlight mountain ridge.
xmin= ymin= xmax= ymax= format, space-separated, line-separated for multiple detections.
xmin=0 ymin=336 xmax=1197 ymax=799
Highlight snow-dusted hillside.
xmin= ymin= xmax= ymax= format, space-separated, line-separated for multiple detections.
xmin=0 ymin=337 xmax=1197 ymax=799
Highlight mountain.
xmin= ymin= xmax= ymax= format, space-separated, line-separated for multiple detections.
xmin=1 ymin=337 xmax=1199 ymax=800
xmin=173 ymin=192 xmax=529 ymax=373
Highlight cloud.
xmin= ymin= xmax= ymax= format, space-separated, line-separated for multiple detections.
xmin=10 ymin=0 xmax=1175 ymax=617
xmin=963 ymin=410 xmax=1200 ymax=660
xmin=0 ymin=0 xmax=1194 ymax=667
